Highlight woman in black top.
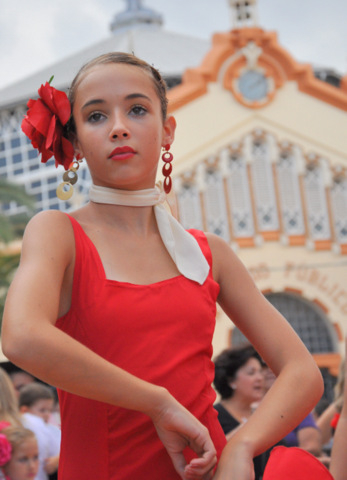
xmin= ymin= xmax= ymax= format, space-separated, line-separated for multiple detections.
xmin=214 ymin=344 xmax=266 ymax=479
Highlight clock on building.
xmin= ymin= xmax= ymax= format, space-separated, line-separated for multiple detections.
xmin=238 ymin=69 xmax=269 ymax=101
xmin=227 ymin=66 xmax=276 ymax=108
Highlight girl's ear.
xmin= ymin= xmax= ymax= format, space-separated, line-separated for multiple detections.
xmin=73 ymin=137 xmax=84 ymax=160
xmin=68 ymin=128 xmax=84 ymax=160
xmin=162 ymin=116 xmax=176 ymax=147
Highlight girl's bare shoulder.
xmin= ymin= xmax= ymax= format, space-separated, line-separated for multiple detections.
xmin=204 ymin=231 xmax=239 ymax=262
xmin=22 ymin=209 xmax=75 ymax=257
xmin=26 ymin=208 xmax=70 ymax=225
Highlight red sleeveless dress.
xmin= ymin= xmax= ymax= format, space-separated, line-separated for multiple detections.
xmin=56 ymin=215 xmax=227 ymax=479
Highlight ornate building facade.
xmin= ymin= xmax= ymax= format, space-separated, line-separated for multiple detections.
xmin=167 ymin=2 xmax=347 ymax=399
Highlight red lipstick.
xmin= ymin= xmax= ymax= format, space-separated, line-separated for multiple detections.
xmin=109 ymin=146 xmax=135 ymax=161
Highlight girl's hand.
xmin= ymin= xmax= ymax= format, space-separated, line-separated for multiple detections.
xmin=212 ymin=441 xmax=255 ymax=480
xmin=44 ymin=455 xmax=59 ymax=474
xmin=150 ymin=392 xmax=217 ymax=479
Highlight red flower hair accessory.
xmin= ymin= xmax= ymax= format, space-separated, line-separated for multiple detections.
xmin=0 ymin=433 xmax=11 ymax=467
xmin=21 ymin=77 xmax=75 ymax=170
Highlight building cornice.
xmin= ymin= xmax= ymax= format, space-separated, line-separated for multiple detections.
xmin=168 ymin=27 xmax=347 ymax=113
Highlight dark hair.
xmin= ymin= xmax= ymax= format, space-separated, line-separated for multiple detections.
xmin=67 ymin=52 xmax=168 ymax=135
xmin=18 ymin=383 xmax=54 ymax=408
xmin=213 ymin=344 xmax=262 ymax=400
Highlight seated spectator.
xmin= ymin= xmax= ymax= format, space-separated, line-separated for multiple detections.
xmin=213 ymin=344 xmax=265 ymax=480
xmin=19 ymin=383 xmax=60 ymax=480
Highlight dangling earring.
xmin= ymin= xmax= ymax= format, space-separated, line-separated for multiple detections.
xmin=161 ymin=144 xmax=173 ymax=194
xmin=56 ymin=154 xmax=83 ymax=200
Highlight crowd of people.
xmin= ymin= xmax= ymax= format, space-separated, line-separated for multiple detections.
xmin=213 ymin=342 xmax=347 ymax=479
xmin=0 ymin=50 xmax=344 ymax=479
xmin=0 ymin=342 xmax=346 ymax=480
xmin=0 ymin=367 xmax=60 ymax=480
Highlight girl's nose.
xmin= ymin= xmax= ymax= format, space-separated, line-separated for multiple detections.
xmin=29 ymin=458 xmax=38 ymax=470
xmin=110 ymin=113 xmax=130 ymax=140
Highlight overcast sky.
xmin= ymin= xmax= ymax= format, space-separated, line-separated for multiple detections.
xmin=0 ymin=0 xmax=346 ymax=90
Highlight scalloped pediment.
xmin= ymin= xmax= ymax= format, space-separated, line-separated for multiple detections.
xmin=168 ymin=28 xmax=347 ymax=113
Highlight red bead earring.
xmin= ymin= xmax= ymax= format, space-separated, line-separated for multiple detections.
xmin=161 ymin=144 xmax=173 ymax=194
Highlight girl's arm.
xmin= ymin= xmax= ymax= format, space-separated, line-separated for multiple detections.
xmin=316 ymin=402 xmax=338 ymax=445
xmin=206 ymin=234 xmax=324 ymax=479
xmin=1 ymin=211 xmax=216 ymax=480
xmin=329 ymin=339 xmax=347 ymax=480
xmin=296 ymin=426 xmax=322 ymax=456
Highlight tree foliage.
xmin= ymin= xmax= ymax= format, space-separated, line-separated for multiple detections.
xmin=0 ymin=177 xmax=35 ymax=242
xmin=0 ymin=178 xmax=36 ymax=328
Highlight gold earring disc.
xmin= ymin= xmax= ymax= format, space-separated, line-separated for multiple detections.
xmin=56 ymin=182 xmax=74 ymax=200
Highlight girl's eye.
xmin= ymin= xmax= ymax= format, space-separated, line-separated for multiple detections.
xmin=130 ymin=105 xmax=147 ymax=116
xmin=87 ymin=112 xmax=105 ymax=123
xmin=17 ymin=455 xmax=38 ymax=463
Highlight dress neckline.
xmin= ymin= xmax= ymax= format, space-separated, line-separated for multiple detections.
xmin=88 ymin=183 xmax=210 ymax=285
xmin=67 ymin=214 xmax=185 ymax=287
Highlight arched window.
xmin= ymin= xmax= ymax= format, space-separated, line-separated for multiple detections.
xmin=203 ymin=168 xmax=230 ymax=241
xmin=331 ymin=175 xmax=347 ymax=246
xmin=276 ymin=147 xmax=305 ymax=236
xmin=231 ymin=291 xmax=338 ymax=400
xmin=251 ymin=137 xmax=279 ymax=232
xmin=226 ymin=151 xmax=255 ymax=238
xmin=176 ymin=182 xmax=204 ymax=231
xmin=304 ymin=162 xmax=331 ymax=241
xmin=263 ymin=292 xmax=337 ymax=352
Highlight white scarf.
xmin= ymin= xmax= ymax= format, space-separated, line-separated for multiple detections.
xmin=89 ymin=184 xmax=210 ymax=285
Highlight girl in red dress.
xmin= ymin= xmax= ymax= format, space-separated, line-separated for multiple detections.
xmin=2 ymin=52 xmax=323 ymax=480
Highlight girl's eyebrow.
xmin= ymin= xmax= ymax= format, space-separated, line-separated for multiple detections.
xmin=82 ymin=99 xmax=105 ymax=110
xmin=126 ymin=93 xmax=152 ymax=102
xmin=82 ymin=93 xmax=152 ymax=111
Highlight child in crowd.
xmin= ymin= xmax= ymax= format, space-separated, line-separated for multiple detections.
xmin=0 ymin=424 xmax=39 ymax=480
xmin=2 ymin=51 xmax=323 ymax=479
xmin=8 ymin=371 xmax=35 ymax=400
xmin=18 ymin=385 xmax=60 ymax=480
